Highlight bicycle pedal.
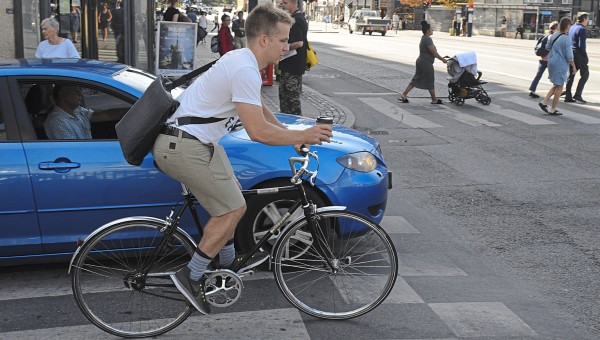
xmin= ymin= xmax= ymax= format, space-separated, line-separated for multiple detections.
xmin=237 ymin=269 xmax=254 ymax=278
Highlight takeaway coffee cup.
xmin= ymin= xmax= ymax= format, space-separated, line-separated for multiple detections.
xmin=316 ymin=116 xmax=333 ymax=125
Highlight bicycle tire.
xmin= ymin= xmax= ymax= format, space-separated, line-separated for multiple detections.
xmin=273 ymin=210 xmax=398 ymax=319
xmin=332 ymin=22 xmax=339 ymax=29
xmin=71 ymin=219 xmax=196 ymax=338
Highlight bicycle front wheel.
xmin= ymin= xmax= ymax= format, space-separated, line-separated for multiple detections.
xmin=273 ymin=210 xmax=398 ymax=319
xmin=71 ymin=219 xmax=196 ymax=338
xmin=332 ymin=22 xmax=339 ymax=29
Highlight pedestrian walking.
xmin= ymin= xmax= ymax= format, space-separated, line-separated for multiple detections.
xmin=278 ymin=0 xmax=308 ymax=116
xmin=217 ymin=14 xmax=233 ymax=56
xmin=98 ymin=2 xmax=112 ymax=41
xmin=529 ymin=21 xmax=558 ymax=98
xmin=69 ymin=5 xmax=80 ymax=43
xmin=539 ymin=17 xmax=576 ymax=116
xmin=232 ymin=11 xmax=247 ymax=49
xmin=198 ymin=11 xmax=208 ymax=44
xmin=398 ymin=20 xmax=447 ymax=104
xmin=211 ymin=14 xmax=219 ymax=32
xmin=564 ymin=12 xmax=590 ymax=103
xmin=35 ymin=17 xmax=80 ymax=59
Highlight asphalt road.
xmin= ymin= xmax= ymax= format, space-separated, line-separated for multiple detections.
xmin=306 ymin=22 xmax=600 ymax=338
xmin=1 ymin=24 xmax=600 ymax=339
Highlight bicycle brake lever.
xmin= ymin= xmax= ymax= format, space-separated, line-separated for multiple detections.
xmin=308 ymin=170 xmax=318 ymax=186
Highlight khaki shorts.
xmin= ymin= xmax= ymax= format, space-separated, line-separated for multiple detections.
xmin=152 ymin=133 xmax=245 ymax=217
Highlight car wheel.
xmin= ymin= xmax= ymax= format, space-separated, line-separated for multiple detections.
xmin=382 ymin=31 xmax=386 ymax=36
xmin=236 ymin=181 xmax=327 ymax=253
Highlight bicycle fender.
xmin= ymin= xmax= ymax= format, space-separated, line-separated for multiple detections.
xmin=68 ymin=216 xmax=196 ymax=274
xmin=268 ymin=206 xmax=347 ymax=269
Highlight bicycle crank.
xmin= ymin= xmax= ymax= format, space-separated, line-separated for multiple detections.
xmin=204 ymin=269 xmax=243 ymax=307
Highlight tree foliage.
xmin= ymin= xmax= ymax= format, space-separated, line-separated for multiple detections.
xmin=435 ymin=0 xmax=461 ymax=8
xmin=400 ymin=0 xmax=423 ymax=7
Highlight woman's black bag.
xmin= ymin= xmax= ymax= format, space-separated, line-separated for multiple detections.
xmin=115 ymin=60 xmax=217 ymax=166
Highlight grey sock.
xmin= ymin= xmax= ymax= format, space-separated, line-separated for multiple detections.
xmin=188 ymin=251 xmax=212 ymax=281
xmin=219 ymin=239 xmax=236 ymax=267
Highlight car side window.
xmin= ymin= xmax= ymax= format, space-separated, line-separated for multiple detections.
xmin=20 ymin=82 xmax=132 ymax=140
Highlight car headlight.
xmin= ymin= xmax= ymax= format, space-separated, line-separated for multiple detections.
xmin=336 ymin=152 xmax=378 ymax=172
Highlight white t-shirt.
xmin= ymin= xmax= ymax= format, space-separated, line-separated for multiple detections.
xmin=168 ymin=48 xmax=262 ymax=144
xmin=198 ymin=16 xmax=208 ymax=29
xmin=35 ymin=39 xmax=80 ymax=59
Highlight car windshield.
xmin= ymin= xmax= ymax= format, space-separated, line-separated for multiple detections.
xmin=112 ymin=68 xmax=185 ymax=98
xmin=363 ymin=11 xmax=378 ymax=17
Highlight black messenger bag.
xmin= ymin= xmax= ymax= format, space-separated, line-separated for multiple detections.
xmin=116 ymin=60 xmax=217 ymax=166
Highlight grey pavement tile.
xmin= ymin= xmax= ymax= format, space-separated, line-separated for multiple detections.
xmin=381 ymin=215 xmax=420 ymax=234
xmin=429 ymin=302 xmax=537 ymax=338
xmin=399 ymin=255 xmax=468 ymax=277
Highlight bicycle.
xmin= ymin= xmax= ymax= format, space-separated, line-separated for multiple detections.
xmin=69 ymin=149 xmax=398 ymax=338
xmin=331 ymin=20 xmax=348 ymax=29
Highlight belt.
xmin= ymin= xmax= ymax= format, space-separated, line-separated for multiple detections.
xmin=161 ymin=126 xmax=197 ymax=140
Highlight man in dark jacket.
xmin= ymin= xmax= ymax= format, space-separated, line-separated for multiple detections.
xmin=565 ymin=12 xmax=589 ymax=103
xmin=278 ymin=0 xmax=308 ymax=116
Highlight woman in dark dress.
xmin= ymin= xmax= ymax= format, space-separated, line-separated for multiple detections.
xmin=98 ymin=3 xmax=112 ymax=41
xmin=398 ymin=20 xmax=447 ymax=104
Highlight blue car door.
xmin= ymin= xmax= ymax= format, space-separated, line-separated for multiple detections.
xmin=0 ymin=78 xmax=43 ymax=259
xmin=14 ymin=78 xmax=184 ymax=256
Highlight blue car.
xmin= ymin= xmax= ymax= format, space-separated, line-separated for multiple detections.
xmin=0 ymin=59 xmax=390 ymax=265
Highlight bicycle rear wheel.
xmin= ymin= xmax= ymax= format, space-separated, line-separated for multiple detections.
xmin=273 ymin=210 xmax=398 ymax=319
xmin=71 ymin=219 xmax=196 ymax=338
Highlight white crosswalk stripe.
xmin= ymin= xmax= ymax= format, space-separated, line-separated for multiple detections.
xmin=473 ymin=102 xmax=556 ymax=125
xmin=437 ymin=105 xmax=502 ymax=127
xmin=359 ymin=97 xmax=443 ymax=128
xmin=508 ymin=96 xmax=600 ymax=124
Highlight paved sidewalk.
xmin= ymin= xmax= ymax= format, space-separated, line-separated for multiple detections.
xmin=193 ymin=33 xmax=354 ymax=127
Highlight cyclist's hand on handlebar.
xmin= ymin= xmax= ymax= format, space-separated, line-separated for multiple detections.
xmin=294 ymin=144 xmax=309 ymax=155
xmin=303 ymin=125 xmax=333 ymax=145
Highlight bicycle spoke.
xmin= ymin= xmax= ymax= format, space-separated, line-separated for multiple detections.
xmin=274 ymin=211 xmax=397 ymax=319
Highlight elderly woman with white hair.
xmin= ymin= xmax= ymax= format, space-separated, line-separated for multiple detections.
xmin=35 ymin=17 xmax=80 ymax=59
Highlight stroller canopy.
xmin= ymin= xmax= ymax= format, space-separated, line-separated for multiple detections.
xmin=447 ymin=51 xmax=478 ymax=83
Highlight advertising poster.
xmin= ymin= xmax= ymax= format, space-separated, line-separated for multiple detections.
xmin=156 ymin=21 xmax=197 ymax=77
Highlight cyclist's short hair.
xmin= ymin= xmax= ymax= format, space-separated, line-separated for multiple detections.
xmin=245 ymin=4 xmax=293 ymax=43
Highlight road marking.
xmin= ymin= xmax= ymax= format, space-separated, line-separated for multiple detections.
xmin=438 ymin=106 xmax=502 ymax=127
xmin=381 ymin=215 xmax=420 ymax=233
xmin=359 ymin=97 xmax=443 ymax=128
xmin=509 ymin=96 xmax=600 ymax=124
xmin=474 ymin=101 xmax=556 ymax=125
xmin=334 ymin=92 xmax=397 ymax=95
xmin=430 ymin=302 xmax=538 ymax=337
xmin=0 ymin=308 xmax=310 ymax=339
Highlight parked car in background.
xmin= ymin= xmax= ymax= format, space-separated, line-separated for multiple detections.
xmin=348 ymin=9 xmax=390 ymax=36
xmin=0 ymin=58 xmax=391 ymax=266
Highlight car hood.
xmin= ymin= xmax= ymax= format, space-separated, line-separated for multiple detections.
xmin=227 ymin=114 xmax=380 ymax=155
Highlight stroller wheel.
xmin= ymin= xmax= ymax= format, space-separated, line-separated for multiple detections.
xmin=448 ymin=94 xmax=455 ymax=102
xmin=481 ymin=97 xmax=491 ymax=105
xmin=455 ymin=97 xmax=465 ymax=106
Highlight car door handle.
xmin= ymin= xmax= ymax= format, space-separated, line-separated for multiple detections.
xmin=38 ymin=157 xmax=81 ymax=172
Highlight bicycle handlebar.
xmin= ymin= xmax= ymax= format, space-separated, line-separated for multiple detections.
xmin=289 ymin=148 xmax=318 ymax=185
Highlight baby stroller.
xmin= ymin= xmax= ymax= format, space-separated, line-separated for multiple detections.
xmin=446 ymin=51 xmax=491 ymax=106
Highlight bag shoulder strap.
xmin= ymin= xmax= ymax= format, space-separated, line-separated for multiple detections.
xmin=170 ymin=59 xmax=218 ymax=89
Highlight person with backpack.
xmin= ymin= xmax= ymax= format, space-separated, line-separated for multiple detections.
xmin=528 ymin=21 xmax=558 ymax=98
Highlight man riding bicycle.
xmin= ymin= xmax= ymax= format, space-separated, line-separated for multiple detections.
xmin=152 ymin=4 xmax=333 ymax=315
